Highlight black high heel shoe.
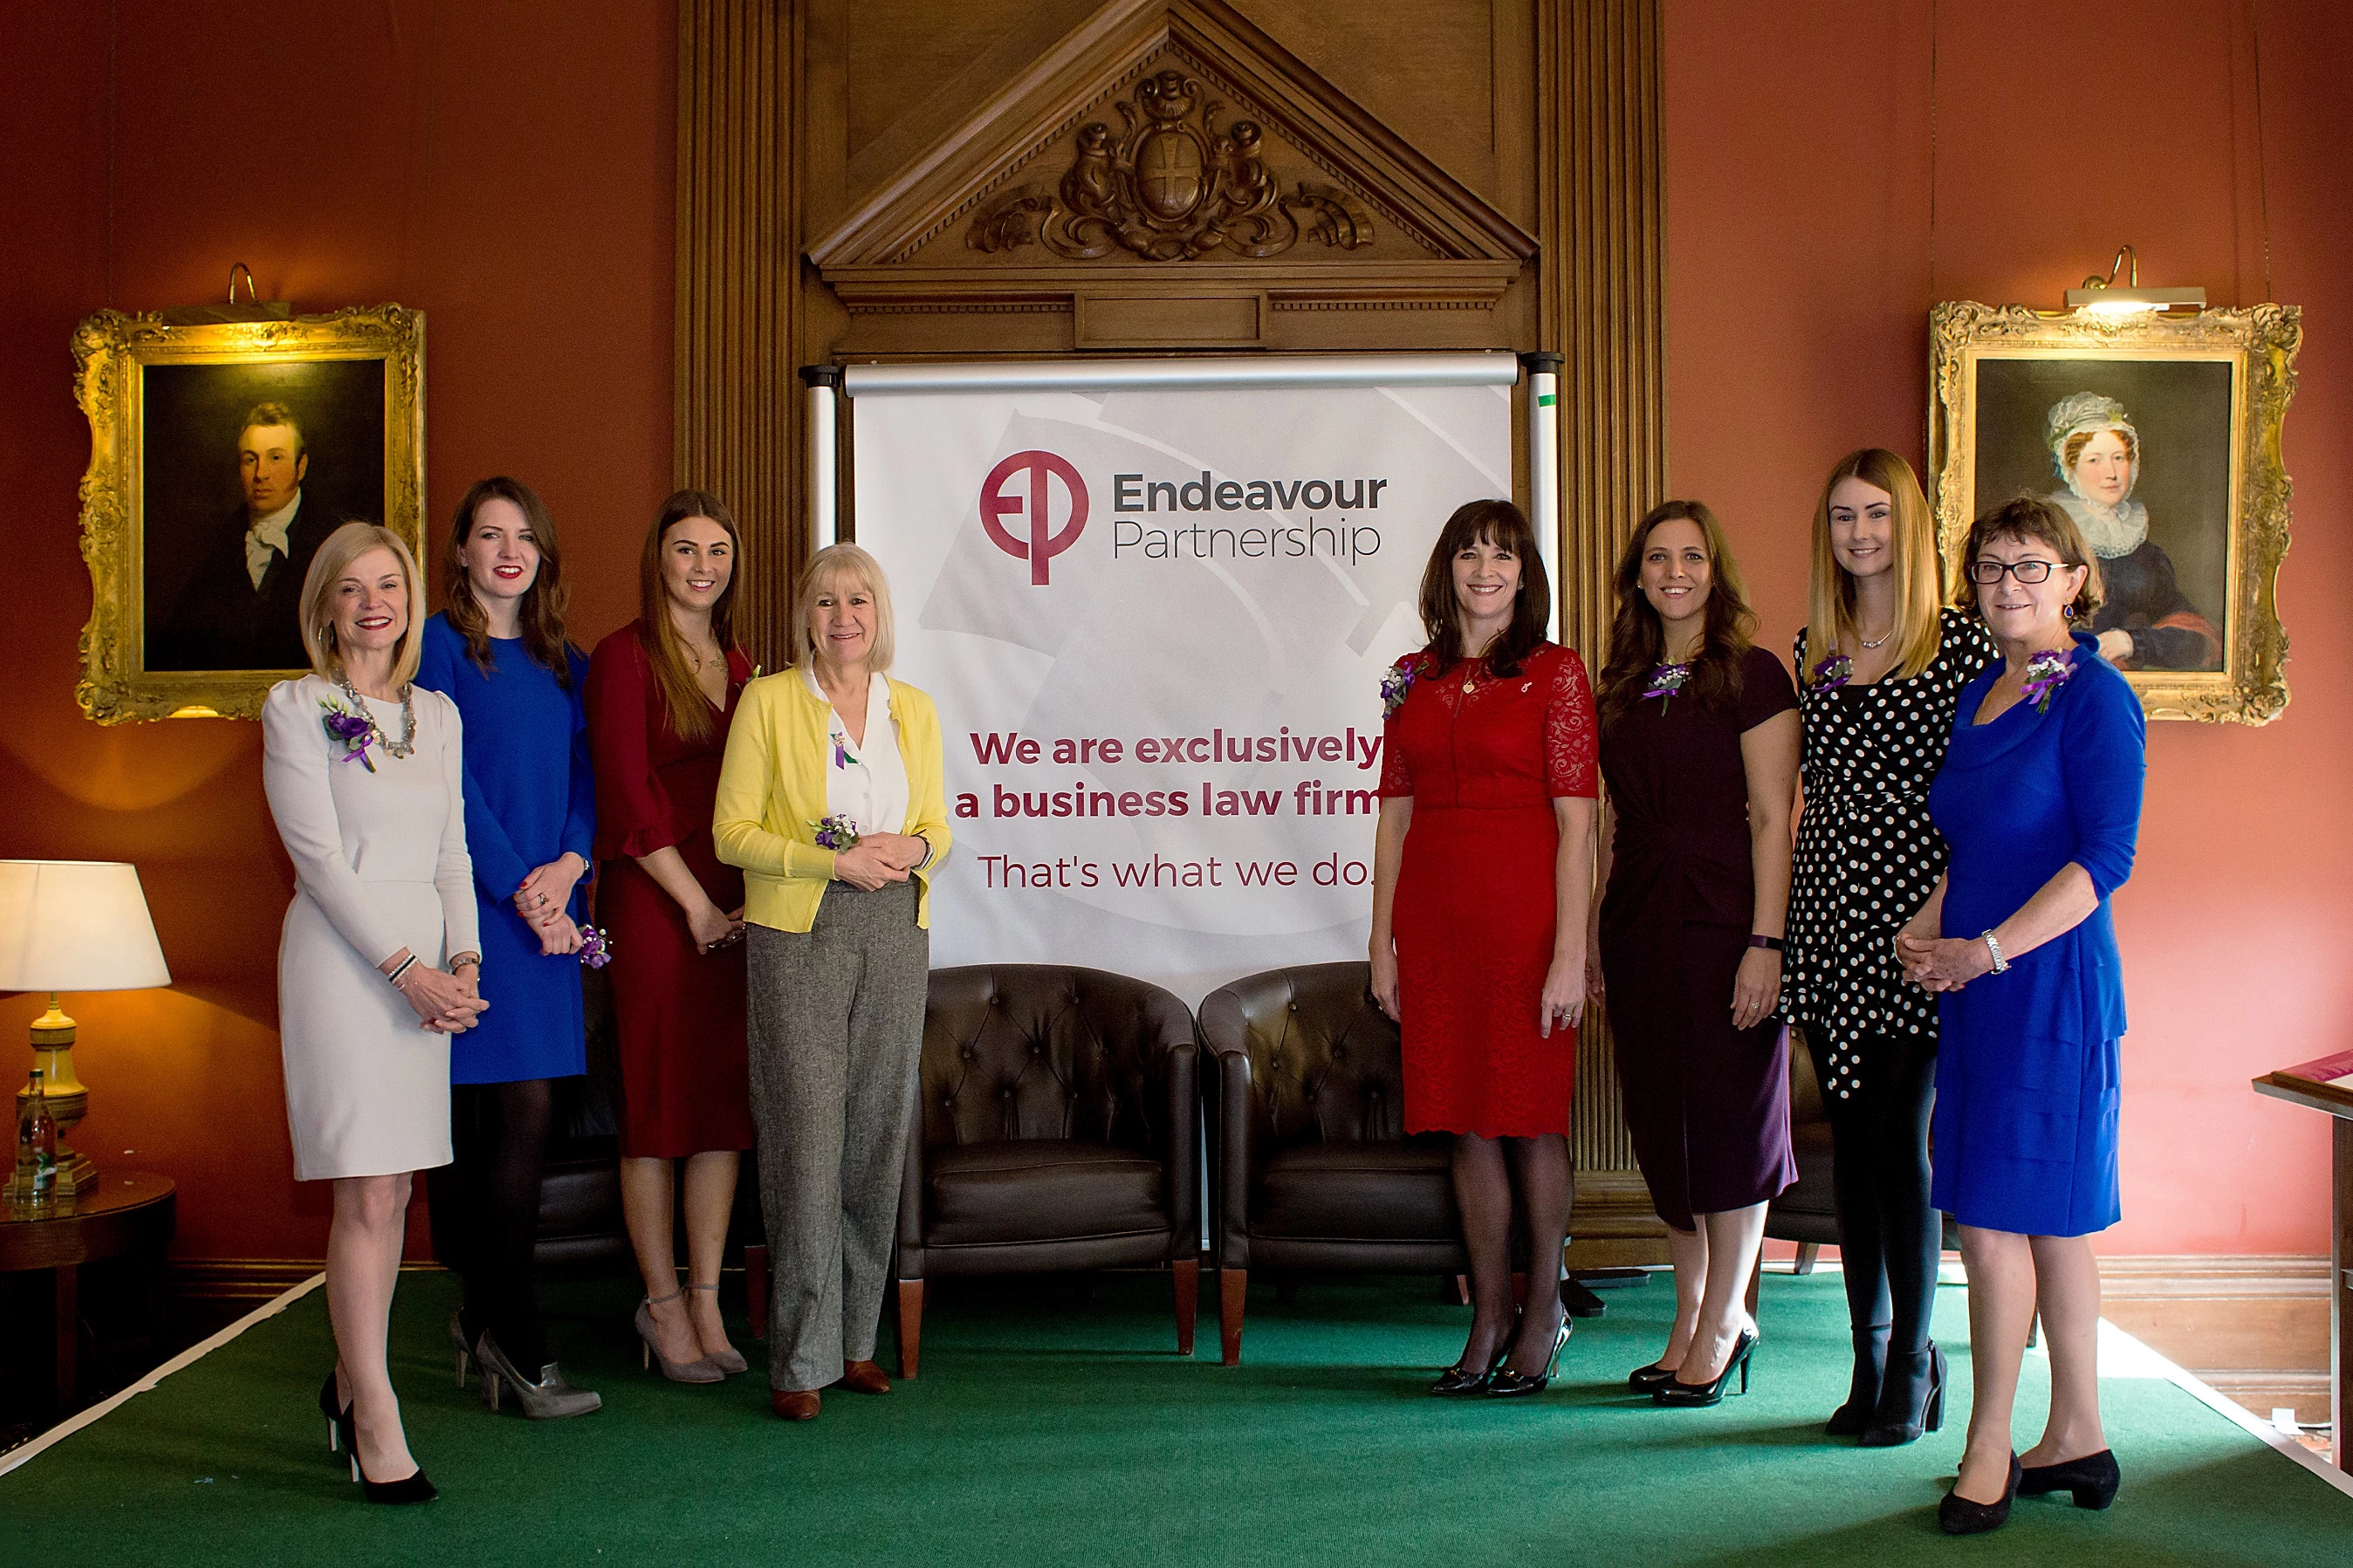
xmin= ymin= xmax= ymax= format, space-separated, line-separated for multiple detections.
xmin=1826 ymin=1323 xmax=1890 ymax=1437
xmin=317 ymin=1372 xmax=351 ymax=1455
xmin=350 ymin=1444 xmax=439 ymax=1506
xmin=1431 ymin=1321 xmax=1517 ymax=1396
xmin=1626 ymin=1360 xmax=1677 ymax=1393
xmin=1487 ymin=1312 xmax=1571 ymax=1397
xmin=1861 ymin=1342 xmax=1945 ymax=1447
xmin=2019 ymin=1448 xmax=2120 ymax=1510
xmin=1653 ymin=1327 xmax=1756 ymax=1407
xmin=1938 ymin=1453 xmax=2020 ymax=1535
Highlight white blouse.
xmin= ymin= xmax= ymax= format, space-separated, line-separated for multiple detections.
xmin=807 ymin=667 xmax=911 ymax=839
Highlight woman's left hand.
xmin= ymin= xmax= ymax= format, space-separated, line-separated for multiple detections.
xmin=861 ymin=832 xmax=930 ymax=872
xmin=1897 ymin=932 xmax=1993 ymax=992
xmin=533 ymin=911 xmax=585 ymax=957
xmin=1730 ymin=947 xmax=1781 ymax=1031
xmin=515 ymin=852 xmax=587 ymax=923
xmin=1540 ymin=948 xmax=1585 ymax=1038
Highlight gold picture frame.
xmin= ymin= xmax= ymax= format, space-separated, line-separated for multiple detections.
xmin=72 ymin=304 xmax=426 ymax=723
xmin=1928 ymin=300 xmax=2300 ymax=724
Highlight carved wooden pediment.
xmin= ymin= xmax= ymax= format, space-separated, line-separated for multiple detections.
xmin=807 ymin=0 xmax=1536 ymax=347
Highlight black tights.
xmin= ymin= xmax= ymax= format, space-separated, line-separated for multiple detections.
xmin=429 ymin=1078 xmax=555 ymax=1371
xmin=1809 ymin=1032 xmax=1939 ymax=1355
xmin=1451 ymin=1132 xmax=1572 ymax=1367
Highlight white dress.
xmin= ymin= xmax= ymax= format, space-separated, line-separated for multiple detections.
xmin=262 ymin=675 xmax=479 ymax=1181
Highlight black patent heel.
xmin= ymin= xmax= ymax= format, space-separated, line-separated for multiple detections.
xmin=1487 ymin=1312 xmax=1571 ymax=1398
xmin=1653 ymin=1327 xmax=1757 ymax=1407
xmin=2019 ymin=1448 xmax=2120 ymax=1510
xmin=318 ymin=1371 xmax=350 ymax=1455
xmin=1431 ymin=1325 xmax=1515 ymax=1396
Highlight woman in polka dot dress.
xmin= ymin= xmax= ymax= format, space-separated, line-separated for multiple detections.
xmin=1782 ymin=449 xmax=1995 ymax=1446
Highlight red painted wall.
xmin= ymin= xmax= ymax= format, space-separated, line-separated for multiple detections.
xmin=2 ymin=0 xmax=2344 ymax=1263
xmin=1666 ymin=0 xmax=2353 ymax=1254
xmin=0 ymin=2 xmax=675 ymax=1259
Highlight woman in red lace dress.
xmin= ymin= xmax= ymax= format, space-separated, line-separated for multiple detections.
xmin=1370 ymin=498 xmax=1598 ymax=1398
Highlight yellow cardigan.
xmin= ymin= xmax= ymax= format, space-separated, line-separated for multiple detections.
xmin=713 ymin=668 xmax=952 ymax=933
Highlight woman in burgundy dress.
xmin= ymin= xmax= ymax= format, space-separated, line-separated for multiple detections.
xmin=1591 ymin=500 xmax=1799 ymax=1407
xmin=1370 ymin=499 xmax=1598 ymax=1398
xmin=584 ymin=490 xmax=758 ymax=1382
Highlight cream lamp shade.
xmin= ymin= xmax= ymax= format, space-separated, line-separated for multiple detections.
xmin=0 ymin=860 xmax=172 ymax=992
xmin=0 ymin=860 xmax=170 ymax=1202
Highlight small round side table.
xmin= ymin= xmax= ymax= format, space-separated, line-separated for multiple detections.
xmin=0 ymin=1171 xmax=175 ymax=1412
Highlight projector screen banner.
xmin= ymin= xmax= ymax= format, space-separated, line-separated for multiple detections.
xmin=850 ymin=367 xmax=1514 ymax=1002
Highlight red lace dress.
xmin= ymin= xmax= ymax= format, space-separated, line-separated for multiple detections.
xmin=1379 ymin=642 xmax=1598 ymax=1137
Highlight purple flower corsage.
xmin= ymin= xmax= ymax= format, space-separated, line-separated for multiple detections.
xmin=831 ymin=733 xmax=858 ymax=770
xmin=2020 ymin=647 xmax=2075 ymax=713
xmin=577 ymin=925 xmax=613 ymax=969
xmin=1379 ymin=658 xmax=1421 ymax=720
xmin=1643 ymin=661 xmax=1691 ymax=712
xmin=1811 ymin=653 xmax=1853 ymax=691
xmin=319 ymin=701 xmax=379 ymax=772
xmin=813 ymin=813 xmax=861 ymax=851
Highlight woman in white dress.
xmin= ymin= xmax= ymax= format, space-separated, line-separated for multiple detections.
xmin=262 ymin=522 xmax=486 ymax=1504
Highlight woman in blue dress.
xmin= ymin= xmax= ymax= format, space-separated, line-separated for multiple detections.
xmin=1897 ymin=496 xmax=2144 ymax=1535
xmin=416 ymin=476 xmax=602 ymax=1420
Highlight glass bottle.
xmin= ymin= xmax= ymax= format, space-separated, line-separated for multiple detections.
xmin=14 ymin=1068 xmax=57 ymax=1208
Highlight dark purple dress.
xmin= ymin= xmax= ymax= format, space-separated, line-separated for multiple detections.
xmin=1598 ymin=644 xmax=1799 ymax=1230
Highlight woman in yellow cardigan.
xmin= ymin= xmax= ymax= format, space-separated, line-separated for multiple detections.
xmin=714 ymin=542 xmax=950 ymax=1421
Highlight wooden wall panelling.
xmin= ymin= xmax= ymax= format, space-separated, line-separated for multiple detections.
xmin=676 ymin=0 xmax=792 ymax=661
xmin=1540 ymin=0 xmax=1668 ymax=1242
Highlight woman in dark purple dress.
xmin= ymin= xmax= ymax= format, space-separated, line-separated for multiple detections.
xmin=1590 ymin=500 xmax=1799 ymax=1407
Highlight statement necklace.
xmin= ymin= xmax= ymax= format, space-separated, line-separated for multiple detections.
xmin=335 ymin=670 xmax=419 ymax=760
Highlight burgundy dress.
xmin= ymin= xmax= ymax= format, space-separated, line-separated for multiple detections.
xmin=1379 ymin=642 xmax=1598 ymax=1139
xmin=1597 ymin=644 xmax=1798 ymax=1229
xmin=585 ymin=627 xmax=757 ymax=1159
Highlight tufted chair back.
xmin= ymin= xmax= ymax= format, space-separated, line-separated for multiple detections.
xmin=889 ymin=963 xmax=1202 ymax=1378
xmin=919 ymin=964 xmax=1185 ymax=1155
xmin=1208 ymin=962 xmax=1410 ymax=1152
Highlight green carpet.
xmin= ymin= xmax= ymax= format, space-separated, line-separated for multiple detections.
xmin=0 ymin=1265 xmax=2343 ymax=1566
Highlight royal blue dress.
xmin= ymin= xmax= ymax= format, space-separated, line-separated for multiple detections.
xmin=416 ymin=614 xmax=595 ymax=1085
xmin=1926 ymin=632 xmax=2144 ymax=1236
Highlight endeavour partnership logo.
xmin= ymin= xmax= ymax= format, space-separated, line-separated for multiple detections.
xmin=980 ymin=450 xmax=1087 ymax=585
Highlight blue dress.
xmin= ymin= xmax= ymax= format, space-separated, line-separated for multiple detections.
xmin=1926 ymin=633 xmax=2144 ymax=1236
xmin=416 ymin=614 xmax=596 ymax=1085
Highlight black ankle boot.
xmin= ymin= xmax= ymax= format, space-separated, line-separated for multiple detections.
xmin=1826 ymin=1323 xmax=1890 ymax=1437
xmin=1861 ymin=1341 xmax=1945 ymax=1447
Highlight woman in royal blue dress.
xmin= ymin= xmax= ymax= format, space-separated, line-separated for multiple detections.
xmin=417 ymin=476 xmax=602 ymax=1420
xmin=1897 ymin=496 xmax=2144 ymax=1535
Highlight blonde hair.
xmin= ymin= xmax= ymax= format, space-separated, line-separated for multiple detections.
xmin=792 ymin=543 xmax=895 ymax=673
xmin=1804 ymin=448 xmax=1944 ymax=684
xmin=298 ymin=522 xmax=426 ymax=688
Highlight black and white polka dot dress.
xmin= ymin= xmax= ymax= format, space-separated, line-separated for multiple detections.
xmin=1781 ymin=607 xmax=1998 ymax=1099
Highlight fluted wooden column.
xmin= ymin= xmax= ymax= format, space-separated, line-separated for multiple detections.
xmin=676 ymin=0 xmax=792 ymax=663
xmin=1539 ymin=0 xmax=1667 ymax=1220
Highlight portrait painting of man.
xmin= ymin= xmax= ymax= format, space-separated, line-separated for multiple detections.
xmin=140 ymin=359 xmax=388 ymax=673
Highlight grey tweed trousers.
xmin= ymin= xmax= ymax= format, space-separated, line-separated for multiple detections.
xmin=745 ymin=880 xmax=928 ymax=1393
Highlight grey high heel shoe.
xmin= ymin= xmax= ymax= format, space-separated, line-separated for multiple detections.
xmin=683 ymin=1282 xmax=749 ymax=1374
xmin=447 ymin=1311 xmax=476 ymax=1388
xmin=473 ymin=1331 xmax=603 ymax=1419
xmin=636 ymin=1290 xmax=724 ymax=1383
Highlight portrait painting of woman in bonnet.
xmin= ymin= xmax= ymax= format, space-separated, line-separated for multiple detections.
xmin=2042 ymin=391 xmax=2223 ymax=672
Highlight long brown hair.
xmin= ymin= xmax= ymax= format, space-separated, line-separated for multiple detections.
xmin=444 ymin=476 xmax=574 ymax=686
xmin=1414 ymin=498 xmax=1551 ymax=678
xmin=1598 ymin=499 xmax=1757 ymax=722
xmin=1804 ymin=448 xmax=1945 ymax=684
xmin=638 ymin=490 xmax=743 ymax=743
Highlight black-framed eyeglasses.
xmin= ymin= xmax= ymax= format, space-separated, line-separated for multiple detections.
xmin=1966 ymin=558 xmax=2061 ymax=585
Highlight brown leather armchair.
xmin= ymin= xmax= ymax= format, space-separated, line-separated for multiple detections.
xmin=1202 ymin=961 xmax=1506 ymax=1366
xmin=892 ymin=963 xmax=1200 ymax=1376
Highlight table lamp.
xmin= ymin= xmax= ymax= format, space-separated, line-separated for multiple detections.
xmin=0 ymin=860 xmax=173 ymax=1198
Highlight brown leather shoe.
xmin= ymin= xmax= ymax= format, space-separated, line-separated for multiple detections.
xmin=838 ymin=1359 xmax=891 ymax=1395
xmin=770 ymin=1388 xmax=820 ymax=1421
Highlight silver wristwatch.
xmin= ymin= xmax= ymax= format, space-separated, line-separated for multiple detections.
xmin=1981 ymin=929 xmax=2009 ymax=974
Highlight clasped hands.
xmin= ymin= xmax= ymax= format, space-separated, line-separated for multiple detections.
xmin=1894 ymin=925 xmax=1996 ymax=992
xmin=832 ymin=832 xmax=929 ymax=892
xmin=386 ymin=950 xmax=487 ymax=1034
xmin=514 ymin=852 xmax=588 ymax=956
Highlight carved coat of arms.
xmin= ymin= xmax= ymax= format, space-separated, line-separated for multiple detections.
xmin=971 ymin=68 xmax=1371 ymax=262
